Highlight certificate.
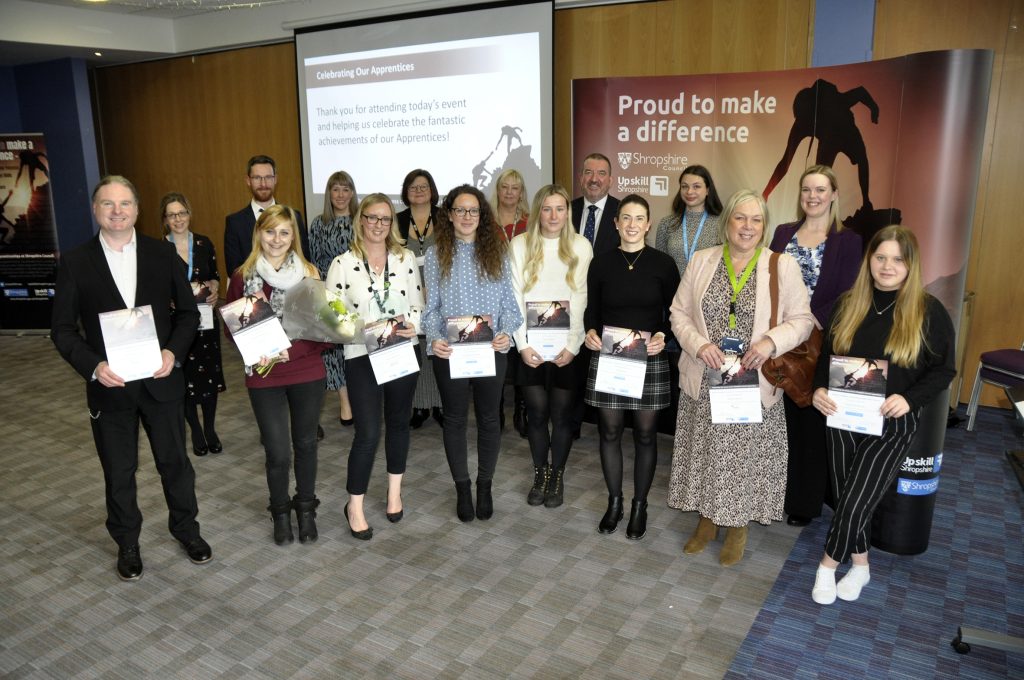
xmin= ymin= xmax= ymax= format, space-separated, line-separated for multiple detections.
xmin=98 ymin=305 xmax=162 ymax=382
xmin=708 ymin=355 xmax=762 ymax=424
xmin=446 ymin=314 xmax=496 ymax=378
xmin=364 ymin=317 xmax=419 ymax=384
xmin=219 ymin=292 xmax=292 ymax=366
xmin=594 ymin=325 xmax=649 ymax=398
xmin=197 ymin=303 xmax=214 ymax=331
xmin=526 ymin=300 xmax=570 ymax=362
xmin=826 ymin=355 xmax=888 ymax=436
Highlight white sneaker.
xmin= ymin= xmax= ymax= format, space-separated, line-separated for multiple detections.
xmin=812 ymin=566 xmax=837 ymax=605
xmin=837 ymin=565 xmax=870 ymax=601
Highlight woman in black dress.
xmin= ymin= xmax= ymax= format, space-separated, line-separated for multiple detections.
xmin=161 ymin=192 xmax=226 ymax=456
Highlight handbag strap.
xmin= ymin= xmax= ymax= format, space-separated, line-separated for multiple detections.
xmin=767 ymin=251 xmax=781 ymax=328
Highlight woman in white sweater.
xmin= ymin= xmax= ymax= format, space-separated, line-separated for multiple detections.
xmin=510 ymin=185 xmax=593 ymax=508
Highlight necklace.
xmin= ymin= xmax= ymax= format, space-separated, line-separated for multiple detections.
xmin=620 ymin=247 xmax=644 ymax=270
xmin=872 ymin=297 xmax=897 ymax=315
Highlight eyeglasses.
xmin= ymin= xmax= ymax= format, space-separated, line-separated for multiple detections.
xmin=363 ymin=215 xmax=394 ymax=226
xmin=409 ymin=184 xmax=430 ymax=193
xmin=451 ymin=207 xmax=480 ymax=218
xmin=250 ymin=175 xmax=276 ymax=184
xmin=165 ymin=211 xmax=190 ymax=221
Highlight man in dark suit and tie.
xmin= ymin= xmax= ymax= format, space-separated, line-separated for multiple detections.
xmin=223 ymin=154 xmax=310 ymax=275
xmin=571 ymin=152 xmax=621 ymax=257
xmin=51 ymin=175 xmax=212 ymax=581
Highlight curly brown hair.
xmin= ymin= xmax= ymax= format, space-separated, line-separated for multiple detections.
xmin=434 ymin=184 xmax=507 ymax=281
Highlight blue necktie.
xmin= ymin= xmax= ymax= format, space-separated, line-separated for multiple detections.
xmin=584 ymin=205 xmax=597 ymax=245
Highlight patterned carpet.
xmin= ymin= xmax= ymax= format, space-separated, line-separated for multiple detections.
xmin=727 ymin=405 xmax=1024 ymax=679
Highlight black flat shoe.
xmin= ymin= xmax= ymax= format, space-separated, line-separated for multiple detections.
xmin=409 ymin=408 xmax=429 ymax=429
xmin=787 ymin=515 xmax=812 ymax=527
xmin=193 ymin=444 xmax=208 ymax=457
xmin=116 ymin=544 xmax=143 ymax=581
xmin=206 ymin=434 xmax=223 ymax=454
xmin=316 ymin=424 xmax=325 ymax=441
xmin=339 ymin=417 xmax=354 ymax=427
xmin=180 ymin=536 xmax=213 ymax=564
xmin=344 ymin=503 xmax=373 ymax=540
xmin=598 ymin=495 xmax=624 ymax=534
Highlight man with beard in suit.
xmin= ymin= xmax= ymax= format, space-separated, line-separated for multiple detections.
xmin=571 ymin=152 xmax=621 ymax=257
xmin=51 ymin=175 xmax=212 ymax=581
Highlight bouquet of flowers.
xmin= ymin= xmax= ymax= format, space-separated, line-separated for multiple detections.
xmin=282 ymin=278 xmax=362 ymax=343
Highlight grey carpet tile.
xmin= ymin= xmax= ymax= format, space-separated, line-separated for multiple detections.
xmin=0 ymin=335 xmax=801 ymax=679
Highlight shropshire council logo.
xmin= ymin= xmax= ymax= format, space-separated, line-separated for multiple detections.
xmin=617 ymin=152 xmax=631 ymax=170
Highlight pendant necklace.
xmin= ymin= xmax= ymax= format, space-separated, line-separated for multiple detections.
xmin=620 ymin=247 xmax=644 ymax=270
xmin=872 ymin=298 xmax=897 ymax=315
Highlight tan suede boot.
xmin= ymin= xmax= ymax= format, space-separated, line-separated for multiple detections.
xmin=683 ymin=516 xmax=718 ymax=554
xmin=719 ymin=525 xmax=748 ymax=566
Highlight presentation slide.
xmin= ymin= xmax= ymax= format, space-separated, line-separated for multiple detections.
xmin=295 ymin=1 xmax=553 ymax=217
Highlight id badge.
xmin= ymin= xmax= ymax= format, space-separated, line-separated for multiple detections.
xmin=719 ymin=336 xmax=747 ymax=355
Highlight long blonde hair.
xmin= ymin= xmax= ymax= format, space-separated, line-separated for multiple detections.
xmin=831 ymin=225 xmax=928 ymax=367
xmin=320 ymin=170 xmax=358 ymax=222
xmin=520 ymin=184 xmax=579 ymax=293
xmin=238 ymin=204 xmax=318 ymax=279
xmin=348 ymin=193 xmax=408 ymax=261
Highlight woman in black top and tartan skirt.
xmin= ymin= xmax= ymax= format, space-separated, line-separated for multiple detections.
xmin=583 ymin=195 xmax=680 ymax=540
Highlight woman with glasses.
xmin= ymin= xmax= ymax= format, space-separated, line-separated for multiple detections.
xmin=423 ymin=185 xmax=523 ymax=522
xmin=397 ymin=169 xmax=444 ymax=430
xmin=309 ymin=171 xmax=358 ymax=428
xmin=161 ymin=192 xmax=226 ymax=457
xmin=326 ymin=194 xmax=424 ymax=540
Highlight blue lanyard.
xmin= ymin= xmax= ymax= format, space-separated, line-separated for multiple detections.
xmin=168 ymin=232 xmax=194 ymax=279
xmin=681 ymin=211 xmax=707 ymax=262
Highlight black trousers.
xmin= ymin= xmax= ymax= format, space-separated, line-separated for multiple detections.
xmin=344 ymin=354 xmax=418 ymax=495
xmin=88 ymin=389 xmax=200 ymax=548
xmin=782 ymin=394 xmax=830 ymax=518
xmin=824 ymin=409 xmax=920 ymax=563
xmin=433 ymin=352 xmax=507 ymax=483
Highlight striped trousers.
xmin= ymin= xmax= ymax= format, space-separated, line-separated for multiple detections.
xmin=824 ymin=409 xmax=920 ymax=563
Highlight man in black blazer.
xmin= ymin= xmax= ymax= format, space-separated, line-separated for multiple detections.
xmin=51 ymin=176 xmax=212 ymax=581
xmin=571 ymin=152 xmax=621 ymax=257
xmin=223 ymin=154 xmax=310 ymax=275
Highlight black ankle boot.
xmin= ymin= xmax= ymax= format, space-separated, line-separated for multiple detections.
xmin=527 ymin=465 xmax=550 ymax=506
xmin=545 ymin=467 xmax=565 ymax=508
xmin=476 ymin=479 xmax=493 ymax=520
xmin=268 ymin=502 xmax=294 ymax=545
xmin=455 ymin=480 xmax=474 ymax=522
xmin=626 ymin=498 xmax=648 ymax=540
xmin=598 ymin=495 xmax=624 ymax=534
xmin=293 ymin=497 xmax=320 ymax=543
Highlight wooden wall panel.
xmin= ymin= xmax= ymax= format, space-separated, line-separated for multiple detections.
xmin=94 ymin=43 xmax=304 ymax=283
xmin=875 ymin=0 xmax=1024 ymax=407
xmin=553 ymin=0 xmax=814 ymax=187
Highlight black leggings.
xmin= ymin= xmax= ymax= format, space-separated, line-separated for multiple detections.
xmin=184 ymin=394 xmax=218 ymax=443
xmin=522 ymin=385 xmax=575 ymax=469
xmin=597 ymin=407 xmax=659 ymax=501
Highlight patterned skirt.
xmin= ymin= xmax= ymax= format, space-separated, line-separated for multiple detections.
xmin=584 ymin=352 xmax=670 ymax=411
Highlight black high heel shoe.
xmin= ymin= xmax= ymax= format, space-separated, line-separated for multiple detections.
xmin=386 ymin=493 xmax=404 ymax=523
xmin=344 ymin=503 xmax=373 ymax=540
xmin=206 ymin=431 xmax=222 ymax=454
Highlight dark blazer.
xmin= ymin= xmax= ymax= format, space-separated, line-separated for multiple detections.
xmin=224 ymin=204 xmax=309 ymax=275
xmin=51 ymin=233 xmax=200 ymax=411
xmin=770 ymin=221 xmax=863 ymax=327
xmin=571 ymin=195 xmax=621 ymax=258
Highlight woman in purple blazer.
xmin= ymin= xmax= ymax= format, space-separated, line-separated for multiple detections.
xmin=769 ymin=165 xmax=862 ymax=527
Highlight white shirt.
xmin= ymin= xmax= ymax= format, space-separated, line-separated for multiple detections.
xmin=250 ymin=198 xmax=275 ymax=223
xmin=99 ymin=228 xmax=137 ymax=308
xmin=582 ymin=194 xmax=610 ymax=243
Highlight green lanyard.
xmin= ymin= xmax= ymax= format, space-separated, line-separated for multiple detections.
xmin=723 ymin=244 xmax=761 ymax=329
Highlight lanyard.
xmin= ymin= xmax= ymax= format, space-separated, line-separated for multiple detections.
xmin=723 ymin=243 xmax=761 ymax=329
xmin=363 ymin=254 xmax=391 ymax=314
xmin=168 ymin=231 xmax=194 ymax=280
xmin=681 ymin=210 xmax=707 ymax=262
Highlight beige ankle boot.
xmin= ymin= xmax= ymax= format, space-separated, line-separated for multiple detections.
xmin=683 ymin=516 xmax=718 ymax=554
xmin=719 ymin=525 xmax=748 ymax=566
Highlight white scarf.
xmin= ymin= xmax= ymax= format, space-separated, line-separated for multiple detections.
xmin=245 ymin=252 xmax=305 ymax=316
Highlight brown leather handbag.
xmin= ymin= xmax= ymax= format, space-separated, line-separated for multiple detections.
xmin=760 ymin=252 xmax=822 ymax=408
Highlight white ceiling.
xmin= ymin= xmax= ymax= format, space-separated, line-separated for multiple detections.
xmin=17 ymin=0 xmax=310 ymax=20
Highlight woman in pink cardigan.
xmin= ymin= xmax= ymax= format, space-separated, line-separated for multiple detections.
xmin=667 ymin=189 xmax=814 ymax=566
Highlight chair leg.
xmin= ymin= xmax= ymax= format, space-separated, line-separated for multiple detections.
xmin=966 ymin=362 xmax=984 ymax=432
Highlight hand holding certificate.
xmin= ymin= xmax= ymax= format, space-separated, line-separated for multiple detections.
xmin=364 ymin=316 xmax=419 ymax=384
xmin=707 ymin=354 xmax=762 ymax=423
xmin=594 ymin=325 xmax=649 ymax=399
xmin=825 ymin=355 xmax=889 ymax=436
xmin=219 ymin=292 xmax=292 ymax=368
xmin=445 ymin=314 xmax=496 ymax=378
xmin=526 ymin=300 xmax=570 ymax=362
xmin=98 ymin=305 xmax=163 ymax=382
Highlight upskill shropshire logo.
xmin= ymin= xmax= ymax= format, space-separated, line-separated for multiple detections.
xmin=616 ymin=175 xmax=670 ymax=196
